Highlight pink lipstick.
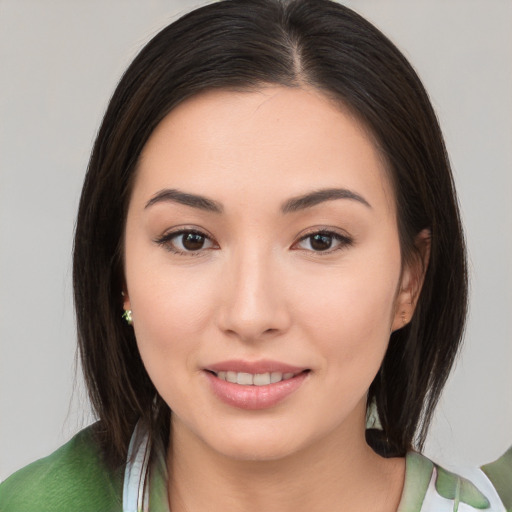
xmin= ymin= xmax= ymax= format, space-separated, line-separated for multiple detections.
xmin=203 ymin=360 xmax=310 ymax=410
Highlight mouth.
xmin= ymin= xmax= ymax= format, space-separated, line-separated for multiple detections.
xmin=203 ymin=362 xmax=310 ymax=410
xmin=207 ymin=370 xmax=308 ymax=386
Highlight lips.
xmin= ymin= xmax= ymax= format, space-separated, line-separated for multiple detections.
xmin=206 ymin=359 xmax=306 ymax=375
xmin=203 ymin=360 xmax=310 ymax=410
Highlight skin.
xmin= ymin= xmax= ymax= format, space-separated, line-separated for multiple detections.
xmin=123 ymin=86 xmax=427 ymax=512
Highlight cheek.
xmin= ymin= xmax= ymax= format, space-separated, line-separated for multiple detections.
xmin=125 ymin=250 xmax=219 ymax=382
xmin=295 ymin=248 xmax=400 ymax=377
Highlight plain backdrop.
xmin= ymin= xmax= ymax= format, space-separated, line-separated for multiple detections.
xmin=1 ymin=0 xmax=511 ymax=481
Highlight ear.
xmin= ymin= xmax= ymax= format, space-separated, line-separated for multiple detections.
xmin=121 ymin=288 xmax=131 ymax=312
xmin=391 ymin=229 xmax=431 ymax=331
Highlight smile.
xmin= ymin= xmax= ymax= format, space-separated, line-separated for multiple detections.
xmin=203 ymin=362 xmax=310 ymax=410
xmin=213 ymin=371 xmax=298 ymax=386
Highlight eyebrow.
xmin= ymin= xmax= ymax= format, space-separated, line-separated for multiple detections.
xmin=144 ymin=187 xmax=371 ymax=214
xmin=145 ymin=188 xmax=224 ymax=213
xmin=281 ymin=188 xmax=371 ymax=213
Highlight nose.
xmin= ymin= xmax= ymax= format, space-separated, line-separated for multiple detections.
xmin=216 ymin=247 xmax=291 ymax=342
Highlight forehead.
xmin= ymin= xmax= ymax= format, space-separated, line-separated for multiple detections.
xmin=134 ymin=86 xmax=395 ymax=215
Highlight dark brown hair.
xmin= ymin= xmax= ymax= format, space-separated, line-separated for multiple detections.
xmin=73 ymin=0 xmax=467 ymax=467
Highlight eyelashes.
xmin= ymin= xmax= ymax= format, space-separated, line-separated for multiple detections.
xmin=154 ymin=229 xmax=217 ymax=256
xmin=154 ymin=227 xmax=353 ymax=257
xmin=295 ymin=231 xmax=353 ymax=253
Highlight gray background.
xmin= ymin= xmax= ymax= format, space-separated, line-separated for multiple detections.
xmin=1 ymin=0 xmax=511 ymax=480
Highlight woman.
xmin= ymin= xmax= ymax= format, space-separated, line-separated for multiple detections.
xmin=0 ymin=0 xmax=510 ymax=510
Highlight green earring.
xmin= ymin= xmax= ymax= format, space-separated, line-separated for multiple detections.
xmin=122 ymin=309 xmax=133 ymax=325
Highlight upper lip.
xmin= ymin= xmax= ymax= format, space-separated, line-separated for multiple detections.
xmin=205 ymin=359 xmax=308 ymax=374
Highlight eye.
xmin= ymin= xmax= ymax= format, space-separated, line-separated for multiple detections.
xmin=155 ymin=229 xmax=217 ymax=255
xmin=295 ymin=230 xmax=352 ymax=253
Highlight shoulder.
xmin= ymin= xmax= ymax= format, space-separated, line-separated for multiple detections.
xmin=0 ymin=424 xmax=124 ymax=512
xmin=481 ymin=446 xmax=512 ymax=511
xmin=400 ymin=447 xmax=512 ymax=512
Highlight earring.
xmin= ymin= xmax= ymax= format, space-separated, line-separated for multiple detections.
xmin=123 ymin=309 xmax=133 ymax=325
xmin=401 ymin=311 xmax=407 ymax=326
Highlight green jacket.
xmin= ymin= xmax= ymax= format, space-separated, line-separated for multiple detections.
xmin=0 ymin=427 xmax=123 ymax=511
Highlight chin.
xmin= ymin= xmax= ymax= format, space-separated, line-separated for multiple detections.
xmin=202 ymin=417 xmax=336 ymax=463
xmin=213 ymin=436 xmax=302 ymax=462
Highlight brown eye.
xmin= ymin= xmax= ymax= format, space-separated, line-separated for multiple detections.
xmin=310 ymin=233 xmax=333 ymax=251
xmin=296 ymin=231 xmax=352 ymax=253
xmin=155 ymin=229 xmax=216 ymax=254
xmin=182 ymin=232 xmax=206 ymax=251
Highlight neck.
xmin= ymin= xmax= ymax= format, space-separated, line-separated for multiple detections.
xmin=167 ymin=415 xmax=405 ymax=512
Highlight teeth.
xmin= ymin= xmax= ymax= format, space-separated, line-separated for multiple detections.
xmin=237 ymin=372 xmax=253 ymax=385
xmin=215 ymin=371 xmax=298 ymax=386
xmin=270 ymin=372 xmax=282 ymax=383
xmin=253 ymin=373 xmax=271 ymax=386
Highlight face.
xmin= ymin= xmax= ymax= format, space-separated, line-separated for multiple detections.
xmin=124 ymin=86 xmax=417 ymax=461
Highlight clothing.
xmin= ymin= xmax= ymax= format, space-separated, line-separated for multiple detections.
xmin=1 ymin=424 xmax=510 ymax=512
xmin=0 ymin=426 xmax=124 ymax=511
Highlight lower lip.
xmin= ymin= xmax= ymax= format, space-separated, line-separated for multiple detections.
xmin=204 ymin=371 xmax=309 ymax=410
